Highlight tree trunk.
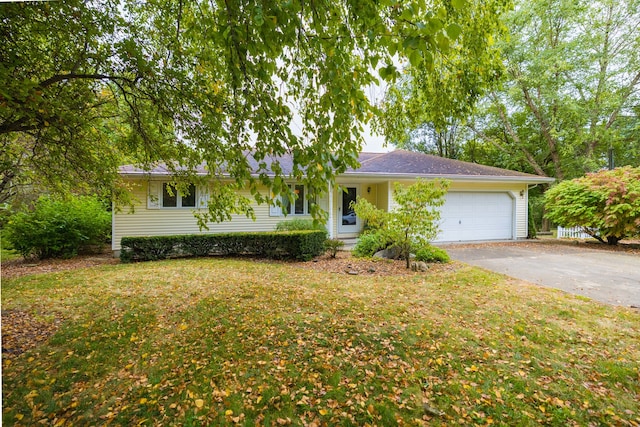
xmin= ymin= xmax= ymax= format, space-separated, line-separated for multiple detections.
xmin=606 ymin=236 xmax=620 ymax=246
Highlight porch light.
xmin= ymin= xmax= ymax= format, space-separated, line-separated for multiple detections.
xmin=367 ymin=186 xmax=371 ymax=193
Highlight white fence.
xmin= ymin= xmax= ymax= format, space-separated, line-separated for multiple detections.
xmin=557 ymin=226 xmax=595 ymax=239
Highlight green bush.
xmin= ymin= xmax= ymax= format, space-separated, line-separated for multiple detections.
xmin=120 ymin=230 xmax=326 ymax=263
xmin=544 ymin=166 xmax=640 ymax=245
xmin=275 ymin=218 xmax=326 ymax=233
xmin=324 ymin=238 xmax=345 ymax=258
xmin=352 ymin=231 xmax=388 ymax=258
xmin=119 ymin=236 xmax=180 ymax=263
xmin=414 ymin=245 xmax=450 ymax=263
xmin=5 ymin=195 xmax=111 ymax=259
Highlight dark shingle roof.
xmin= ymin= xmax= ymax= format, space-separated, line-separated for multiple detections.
xmin=348 ymin=150 xmax=542 ymax=178
xmin=119 ymin=149 xmax=553 ymax=183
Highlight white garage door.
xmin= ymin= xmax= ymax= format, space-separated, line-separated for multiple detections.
xmin=435 ymin=192 xmax=514 ymax=242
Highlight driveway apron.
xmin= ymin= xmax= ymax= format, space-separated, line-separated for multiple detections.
xmin=445 ymin=243 xmax=640 ymax=308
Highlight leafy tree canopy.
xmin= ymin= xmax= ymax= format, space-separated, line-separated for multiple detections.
xmin=1 ymin=0 xmax=502 ymax=223
xmin=470 ymin=0 xmax=640 ymax=179
xmin=544 ymin=167 xmax=640 ymax=245
xmin=377 ymin=0 xmax=510 ymax=149
xmin=384 ymin=0 xmax=640 ymax=183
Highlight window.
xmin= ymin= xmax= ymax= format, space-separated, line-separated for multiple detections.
xmin=281 ymin=184 xmax=312 ymax=216
xmin=162 ymin=183 xmax=196 ymax=208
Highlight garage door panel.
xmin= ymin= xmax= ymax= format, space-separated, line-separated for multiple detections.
xmin=436 ymin=192 xmax=513 ymax=242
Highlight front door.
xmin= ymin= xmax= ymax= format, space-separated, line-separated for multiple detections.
xmin=338 ymin=186 xmax=359 ymax=234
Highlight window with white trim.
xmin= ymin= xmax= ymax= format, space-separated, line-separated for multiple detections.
xmin=148 ymin=182 xmax=207 ymax=210
xmin=270 ymin=184 xmax=313 ymax=216
xmin=161 ymin=183 xmax=197 ymax=208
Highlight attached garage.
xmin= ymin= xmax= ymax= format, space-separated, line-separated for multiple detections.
xmin=436 ymin=192 xmax=515 ymax=242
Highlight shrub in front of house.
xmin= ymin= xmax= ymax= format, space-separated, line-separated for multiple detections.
xmin=414 ymin=245 xmax=450 ymax=263
xmin=544 ymin=166 xmax=640 ymax=245
xmin=5 ymin=195 xmax=111 ymax=259
xmin=275 ymin=218 xmax=327 ymax=233
xmin=352 ymin=231 xmax=389 ymax=258
xmin=120 ymin=230 xmax=326 ymax=263
xmin=324 ymin=238 xmax=345 ymax=258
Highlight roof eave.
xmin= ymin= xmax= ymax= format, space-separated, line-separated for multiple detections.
xmin=118 ymin=171 xmax=209 ymax=178
xmin=341 ymin=171 xmax=556 ymax=184
xmin=120 ymin=170 xmax=556 ymax=184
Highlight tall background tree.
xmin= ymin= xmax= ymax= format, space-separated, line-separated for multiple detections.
xmin=383 ymin=0 xmax=640 ymax=180
xmin=1 ymin=0 xmax=507 ymax=222
xmin=469 ymin=0 xmax=640 ymax=179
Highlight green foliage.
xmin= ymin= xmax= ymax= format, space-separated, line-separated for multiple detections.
xmin=414 ymin=245 xmax=450 ymax=263
xmin=119 ymin=236 xmax=180 ymax=263
xmin=378 ymin=0 xmax=510 ymax=147
xmin=323 ymin=238 xmax=345 ymax=258
xmin=1 ymin=230 xmax=20 ymax=262
xmin=1 ymin=0 xmax=498 ymax=223
xmin=4 ymin=195 xmax=111 ymax=259
xmin=352 ymin=179 xmax=450 ymax=267
xmin=544 ymin=167 xmax=640 ymax=245
xmin=352 ymin=232 xmax=389 ymax=258
xmin=120 ymin=231 xmax=326 ymax=262
xmin=275 ymin=219 xmax=326 ymax=233
xmin=468 ymin=0 xmax=640 ymax=180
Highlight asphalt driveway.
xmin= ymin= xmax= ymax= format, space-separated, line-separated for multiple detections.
xmin=444 ymin=241 xmax=640 ymax=308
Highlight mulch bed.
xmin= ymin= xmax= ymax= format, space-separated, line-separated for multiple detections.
xmin=288 ymin=251 xmax=457 ymax=276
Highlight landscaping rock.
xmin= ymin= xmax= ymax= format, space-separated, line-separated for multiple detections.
xmin=373 ymin=246 xmax=402 ymax=260
xmin=410 ymin=261 xmax=429 ymax=272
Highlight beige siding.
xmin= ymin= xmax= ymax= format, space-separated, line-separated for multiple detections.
xmin=114 ymin=178 xmax=531 ymax=250
xmin=112 ymin=180 xmax=322 ymax=250
xmin=515 ymin=184 xmax=528 ymax=238
xmin=376 ymin=182 xmax=389 ymax=211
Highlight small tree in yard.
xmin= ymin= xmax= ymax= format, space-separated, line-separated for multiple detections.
xmin=544 ymin=167 xmax=640 ymax=245
xmin=352 ymin=179 xmax=449 ymax=268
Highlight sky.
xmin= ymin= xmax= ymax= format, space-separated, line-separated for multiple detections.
xmin=362 ymin=123 xmax=393 ymax=153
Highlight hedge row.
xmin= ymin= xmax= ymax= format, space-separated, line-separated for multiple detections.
xmin=120 ymin=230 xmax=327 ymax=263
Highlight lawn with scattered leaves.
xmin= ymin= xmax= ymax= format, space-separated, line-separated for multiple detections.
xmin=2 ymin=258 xmax=639 ymax=426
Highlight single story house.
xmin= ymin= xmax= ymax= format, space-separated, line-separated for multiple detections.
xmin=113 ymin=149 xmax=554 ymax=254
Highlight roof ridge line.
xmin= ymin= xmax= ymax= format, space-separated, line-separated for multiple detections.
xmin=359 ymin=151 xmax=389 ymax=164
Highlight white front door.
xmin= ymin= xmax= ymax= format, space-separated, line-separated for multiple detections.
xmin=338 ymin=186 xmax=359 ymax=234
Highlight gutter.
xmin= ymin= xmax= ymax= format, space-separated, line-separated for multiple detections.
xmin=119 ymin=170 xmax=556 ymax=185
xmin=340 ymin=172 xmax=556 ymax=184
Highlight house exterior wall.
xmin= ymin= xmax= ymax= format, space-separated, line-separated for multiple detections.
xmin=113 ymin=178 xmax=531 ymax=252
xmin=112 ymin=179 xmax=322 ymax=251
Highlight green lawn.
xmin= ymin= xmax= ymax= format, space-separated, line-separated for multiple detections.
xmin=2 ymin=258 xmax=639 ymax=426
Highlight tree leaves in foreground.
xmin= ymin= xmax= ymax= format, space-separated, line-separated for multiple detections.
xmin=544 ymin=166 xmax=640 ymax=245
xmin=1 ymin=0 xmax=501 ymax=222
xmin=377 ymin=0 xmax=510 ymax=152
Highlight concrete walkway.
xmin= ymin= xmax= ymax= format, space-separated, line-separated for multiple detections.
xmin=444 ymin=241 xmax=640 ymax=308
